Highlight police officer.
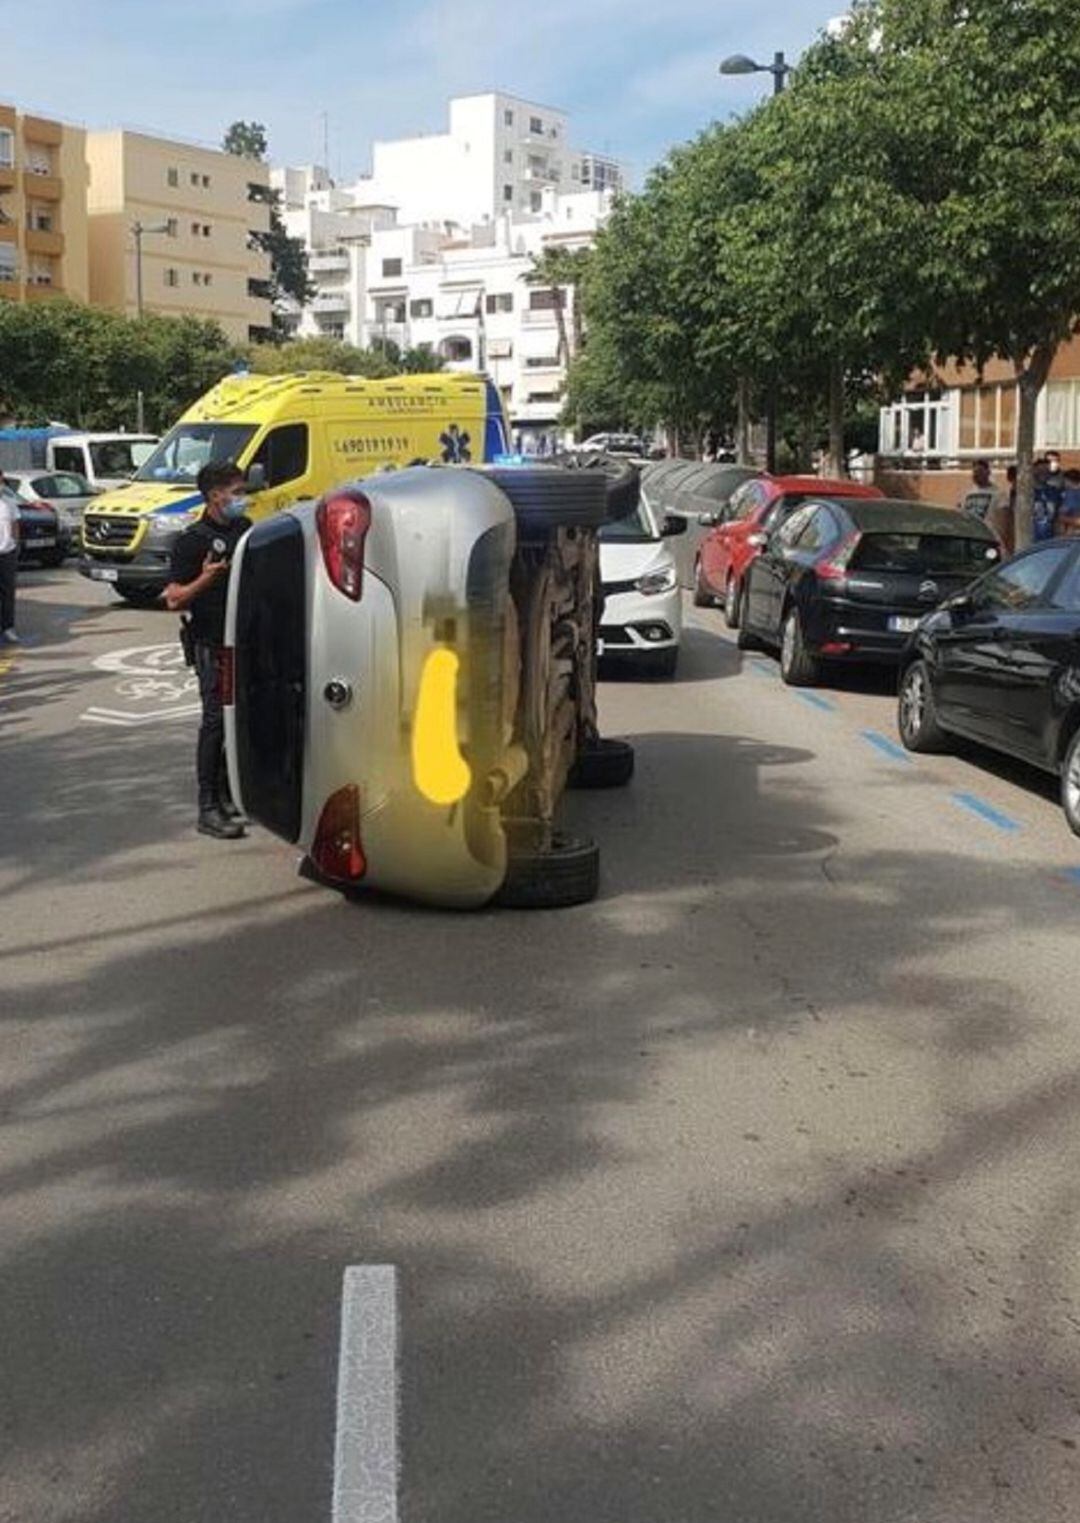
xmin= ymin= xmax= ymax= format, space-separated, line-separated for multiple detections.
xmin=164 ymin=460 xmax=252 ymax=839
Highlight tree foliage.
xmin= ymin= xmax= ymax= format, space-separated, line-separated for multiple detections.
xmin=0 ymin=300 xmax=239 ymax=430
xmin=222 ymin=119 xmax=313 ymax=328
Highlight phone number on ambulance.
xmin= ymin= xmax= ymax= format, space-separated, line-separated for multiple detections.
xmin=332 ymin=436 xmax=412 ymax=455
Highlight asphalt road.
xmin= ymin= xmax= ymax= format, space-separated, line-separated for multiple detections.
xmin=3 ymin=565 xmax=1080 ymax=1523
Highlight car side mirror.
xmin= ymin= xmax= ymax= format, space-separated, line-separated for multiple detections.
xmin=662 ymin=515 xmax=688 ymax=537
xmin=246 ymin=462 xmax=267 ymax=493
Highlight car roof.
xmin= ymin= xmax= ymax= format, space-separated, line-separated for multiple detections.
xmin=820 ymin=498 xmax=997 ymax=537
xmin=768 ymin=475 xmax=882 ymax=498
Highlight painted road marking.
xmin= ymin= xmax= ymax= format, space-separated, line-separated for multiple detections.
xmin=0 ymin=656 xmax=15 ymax=679
xmin=80 ymin=702 xmax=201 ymax=728
xmin=1061 ymin=868 xmax=1080 ymax=888
xmin=750 ymin=660 xmax=775 ymax=680
xmin=793 ymin=691 xmax=837 ymax=713
xmin=93 ymin=643 xmax=189 ymax=677
xmin=860 ymin=729 xmax=912 ymax=764
xmin=951 ymin=792 xmax=1021 ymax=833
xmin=333 ymin=1266 xmax=399 ymax=1523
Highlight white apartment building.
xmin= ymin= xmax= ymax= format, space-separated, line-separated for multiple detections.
xmin=271 ymin=93 xmax=624 ymax=444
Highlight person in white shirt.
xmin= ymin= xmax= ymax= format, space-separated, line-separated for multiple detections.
xmin=0 ymin=473 xmax=21 ymax=643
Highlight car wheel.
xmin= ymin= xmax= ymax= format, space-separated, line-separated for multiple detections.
xmin=116 ymin=587 xmax=163 ymax=608
xmin=724 ymin=576 xmax=742 ymax=630
xmin=1060 ymin=727 xmax=1080 ymax=837
xmin=779 ymin=608 xmax=819 ymax=686
xmin=897 ymin=660 xmax=950 ymax=753
xmin=568 ymin=737 xmax=635 ymax=789
xmin=692 ymin=558 xmax=714 ymax=608
xmin=485 ymin=466 xmax=609 ymax=533
xmin=496 ymin=834 xmax=600 ymax=908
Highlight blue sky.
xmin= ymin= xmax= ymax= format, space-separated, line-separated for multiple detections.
xmin=7 ymin=0 xmax=840 ymax=184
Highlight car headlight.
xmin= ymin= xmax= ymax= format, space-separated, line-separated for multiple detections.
xmin=636 ymin=567 xmax=677 ymax=596
xmin=148 ymin=508 xmax=200 ymax=536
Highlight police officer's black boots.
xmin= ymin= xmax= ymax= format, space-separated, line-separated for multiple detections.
xmin=197 ymin=803 xmax=245 ymax=839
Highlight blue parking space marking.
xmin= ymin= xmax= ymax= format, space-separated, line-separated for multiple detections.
xmin=951 ymin=792 xmax=1021 ymax=833
xmin=1062 ymin=867 xmax=1080 ymax=887
xmin=750 ymin=660 xmax=775 ymax=680
xmin=860 ymin=729 xmax=912 ymax=764
xmin=794 ymin=691 xmax=837 ymax=713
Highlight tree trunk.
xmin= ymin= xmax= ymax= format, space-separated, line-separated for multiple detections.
xmin=553 ymin=289 xmax=570 ymax=369
xmin=1013 ymin=341 xmax=1056 ymax=550
xmin=736 ymin=374 xmax=752 ymax=466
xmin=569 ymin=287 xmax=583 ymax=360
xmin=826 ymin=358 xmax=845 ymax=478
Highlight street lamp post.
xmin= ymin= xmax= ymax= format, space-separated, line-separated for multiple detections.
xmin=719 ymin=48 xmax=791 ymax=471
xmin=132 ymin=220 xmax=169 ymax=431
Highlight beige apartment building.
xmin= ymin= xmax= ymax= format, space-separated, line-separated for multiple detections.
xmin=86 ymin=130 xmax=273 ymax=342
xmin=0 ymin=103 xmax=89 ymax=304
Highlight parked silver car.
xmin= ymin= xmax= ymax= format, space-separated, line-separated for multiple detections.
xmin=5 ymin=469 xmax=99 ymax=535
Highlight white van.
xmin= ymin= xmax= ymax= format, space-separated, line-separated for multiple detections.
xmin=46 ymin=433 xmax=158 ymax=491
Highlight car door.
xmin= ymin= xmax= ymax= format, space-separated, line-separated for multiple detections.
xmin=716 ymin=481 xmax=770 ymax=592
xmin=934 ymin=542 xmax=1076 ymax=747
xmin=746 ymin=504 xmax=818 ymax=638
xmin=701 ymin=480 xmax=756 ymax=591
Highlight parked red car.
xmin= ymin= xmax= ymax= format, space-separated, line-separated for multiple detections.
xmin=694 ymin=475 xmax=884 ymax=629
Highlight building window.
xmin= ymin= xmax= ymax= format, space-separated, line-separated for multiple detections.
xmin=880 ymin=389 xmax=950 ymax=456
xmin=202 ymin=175 xmax=211 ymax=188
xmin=203 ymin=224 xmax=211 ymax=237
xmin=164 ymin=268 xmax=179 ymax=287
xmin=193 ymin=272 xmax=201 ymax=286
xmin=0 ymin=129 xmax=14 ymax=169
xmin=485 ymin=293 xmax=513 ymax=314
xmin=249 ymin=423 xmax=309 ymax=487
xmin=409 ymin=298 xmax=434 ymax=318
xmin=504 ymin=108 xmax=514 ymax=126
xmin=571 ymin=163 xmax=580 ymax=180
xmin=167 ymin=166 xmax=178 ymax=187
xmin=165 ymin=217 xmax=178 ymax=237
xmin=530 ymin=116 xmax=543 ymax=134
xmin=440 ymin=336 xmax=473 ymax=363
xmin=191 ymin=172 xmax=199 ymax=186
xmin=503 ymin=184 xmax=514 ymax=202
xmin=191 ymin=221 xmax=201 ymax=236
xmin=528 ymin=287 xmax=560 ymax=311
xmin=381 ymin=257 xmax=403 ymax=278
xmin=504 ymin=149 xmax=513 ymax=164
xmin=526 ymin=356 xmax=560 ymax=368
xmin=1044 ymin=381 xmax=1080 ymax=448
xmin=958 ymin=383 xmax=1016 ymax=454
xmin=530 ymin=192 xmax=543 ymax=213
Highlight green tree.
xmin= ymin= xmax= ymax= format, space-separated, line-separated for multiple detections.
xmin=222 ymin=120 xmax=314 ymax=331
xmin=849 ymin=0 xmax=1080 ymax=543
xmin=527 ymin=246 xmax=592 ymax=366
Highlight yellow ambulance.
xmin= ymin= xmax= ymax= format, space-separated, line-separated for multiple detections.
xmin=78 ymin=370 xmax=510 ymax=604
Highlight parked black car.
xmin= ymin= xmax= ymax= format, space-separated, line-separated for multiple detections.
xmin=737 ymin=498 xmax=1001 ymax=685
xmin=897 ymin=538 xmax=1080 ymax=835
xmin=1 ymin=483 xmax=67 ymax=567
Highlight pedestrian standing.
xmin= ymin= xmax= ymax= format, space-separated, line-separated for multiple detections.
xmin=1034 ymin=455 xmax=1064 ymax=541
xmin=1057 ymin=469 xmax=1080 ymax=537
xmin=959 ymin=460 xmax=1012 ymax=548
xmin=0 ymin=473 xmax=20 ymax=644
xmin=163 ymin=461 xmax=252 ymax=839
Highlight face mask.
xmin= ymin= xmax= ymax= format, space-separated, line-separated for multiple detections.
xmin=222 ymin=495 xmax=249 ymax=521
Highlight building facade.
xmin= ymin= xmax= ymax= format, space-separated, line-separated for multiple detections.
xmin=0 ymin=103 xmax=89 ymax=305
xmin=879 ymin=344 xmax=1080 ymax=505
xmin=85 ymin=130 xmax=272 ymax=342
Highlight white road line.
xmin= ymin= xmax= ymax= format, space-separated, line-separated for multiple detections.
xmin=80 ymin=703 xmax=202 ymax=727
xmin=332 ymin=1266 xmax=399 ymax=1523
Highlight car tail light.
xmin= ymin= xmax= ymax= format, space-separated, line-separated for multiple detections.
xmin=316 ymin=490 xmax=371 ymax=601
xmin=311 ymin=784 xmax=367 ymax=882
xmin=219 ymin=645 xmax=235 ymax=707
xmin=815 ymin=531 xmax=862 ymax=581
xmin=821 ymin=640 xmax=853 ymax=655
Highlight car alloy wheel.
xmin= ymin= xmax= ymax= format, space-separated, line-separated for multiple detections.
xmin=779 ymin=608 xmax=818 ymax=686
xmin=1063 ymin=729 xmax=1080 ymax=837
xmin=724 ymin=576 xmax=741 ymax=630
xmin=899 ymin=663 xmax=926 ymax=743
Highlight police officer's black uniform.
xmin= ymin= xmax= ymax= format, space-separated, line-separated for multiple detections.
xmin=169 ymin=513 xmax=251 ymax=835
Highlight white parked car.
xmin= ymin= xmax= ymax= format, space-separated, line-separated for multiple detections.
xmin=224 ymin=462 xmax=639 ymax=910
xmin=597 ymin=496 xmax=685 ymax=677
xmin=4 ymin=469 xmax=99 ymax=533
xmin=578 ymin=433 xmax=646 ymax=460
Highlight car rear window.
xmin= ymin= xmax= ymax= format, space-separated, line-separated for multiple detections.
xmin=851 ymin=533 xmax=999 ymax=574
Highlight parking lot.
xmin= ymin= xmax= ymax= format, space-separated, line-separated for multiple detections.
xmin=4 ymin=563 xmax=1080 ymax=1523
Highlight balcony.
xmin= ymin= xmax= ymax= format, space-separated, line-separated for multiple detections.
xmin=310 ymin=250 xmax=349 ymax=275
xmin=23 ymin=170 xmax=61 ymax=201
xmin=522 ymin=308 xmax=559 ymax=328
xmin=0 ymin=270 xmax=20 ymax=297
xmin=26 ymin=227 xmax=63 ymax=257
xmin=312 ymin=288 xmax=350 ymax=313
xmin=0 ymin=220 xmax=15 ymax=245
xmin=0 ymin=165 xmax=15 ymax=191
xmin=26 ymin=280 xmax=62 ymax=302
xmin=23 ymin=116 xmax=63 ymax=147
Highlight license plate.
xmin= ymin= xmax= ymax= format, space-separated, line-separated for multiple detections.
xmin=889 ymin=615 xmax=920 ymax=633
xmin=597 ymin=639 xmax=605 ymax=656
xmin=90 ymin=566 xmax=119 ymax=583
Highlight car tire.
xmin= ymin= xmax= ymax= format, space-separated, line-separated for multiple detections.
xmin=116 ymin=587 xmax=163 ymax=608
xmin=898 ymin=660 xmax=950 ymax=753
xmin=485 ymin=466 xmax=610 ymax=532
xmin=724 ymin=576 xmax=742 ymax=630
xmin=568 ymin=737 xmax=635 ymax=789
xmin=736 ymin=622 xmax=765 ymax=653
xmin=1062 ymin=728 xmax=1080 ymax=838
xmin=779 ymin=608 xmax=819 ymax=686
xmin=692 ymin=558 xmax=714 ymax=608
xmin=496 ymin=834 xmax=600 ymax=908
